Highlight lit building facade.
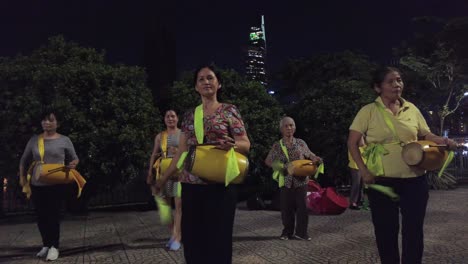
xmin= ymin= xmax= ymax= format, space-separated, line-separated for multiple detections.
xmin=246 ymin=16 xmax=267 ymax=86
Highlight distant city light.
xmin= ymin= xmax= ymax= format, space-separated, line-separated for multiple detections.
xmin=464 ymin=92 xmax=468 ymax=96
xmin=268 ymin=90 xmax=275 ymax=95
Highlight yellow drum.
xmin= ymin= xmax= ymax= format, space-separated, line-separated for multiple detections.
xmin=186 ymin=145 xmax=249 ymax=184
xmin=36 ymin=163 xmax=86 ymax=186
xmin=287 ymin=160 xmax=318 ymax=177
xmin=153 ymin=158 xmax=174 ymax=180
xmin=401 ymin=140 xmax=448 ymax=171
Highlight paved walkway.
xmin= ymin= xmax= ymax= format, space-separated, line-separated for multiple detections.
xmin=1 ymin=188 xmax=467 ymax=264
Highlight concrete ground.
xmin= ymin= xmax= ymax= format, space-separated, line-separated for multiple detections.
xmin=1 ymin=187 xmax=467 ymax=264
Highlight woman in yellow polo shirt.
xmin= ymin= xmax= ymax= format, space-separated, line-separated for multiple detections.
xmin=348 ymin=66 xmax=457 ymax=264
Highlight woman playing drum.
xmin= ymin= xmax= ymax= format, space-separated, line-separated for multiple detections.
xmin=157 ymin=65 xmax=250 ymax=264
xmin=265 ymin=116 xmax=322 ymax=241
xmin=146 ymin=109 xmax=182 ymax=251
xmin=347 ymin=66 xmax=458 ymax=264
xmin=19 ymin=109 xmax=79 ymax=261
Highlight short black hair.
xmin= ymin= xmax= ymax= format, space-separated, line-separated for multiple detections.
xmin=371 ymin=66 xmax=402 ymax=88
xmin=192 ymin=64 xmax=223 ymax=87
xmin=39 ymin=106 xmax=62 ymax=123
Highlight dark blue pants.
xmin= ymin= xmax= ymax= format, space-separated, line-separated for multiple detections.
xmin=368 ymin=175 xmax=429 ymax=264
xmin=181 ymin=183 xmax=237 ymax=264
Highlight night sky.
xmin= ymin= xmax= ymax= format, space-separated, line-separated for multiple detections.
xmin=1 ymin=0 xmax=467 ymax=76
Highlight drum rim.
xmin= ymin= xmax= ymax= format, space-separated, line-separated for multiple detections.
xmin=402 ymin=142 xmax=424 ymax=166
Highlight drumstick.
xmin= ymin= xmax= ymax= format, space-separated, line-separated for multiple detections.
xmin=195 ymin=142 xmax=221 ymax=146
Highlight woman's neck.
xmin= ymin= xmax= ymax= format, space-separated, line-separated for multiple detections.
xmin=381 ymin=96 xmax=401 ymax=115
xmin=201 ymin=97 xmax=220 ymax=115
xmin=166 ymin=127 xmax=179 ymax=134
xmin=43 ymin=131 xmax=58 ymax=139
xmin=282 ymin=135 xmax=293 ymax=144
xmin=381 ymin=96 xmax=400 ymax=108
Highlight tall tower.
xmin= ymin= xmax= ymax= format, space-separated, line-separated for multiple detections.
xmin=245 ymin=15 xmax=267 ymax=86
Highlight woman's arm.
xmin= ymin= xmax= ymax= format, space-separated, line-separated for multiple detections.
xmin=348 ymin=130 xmax=374 ymax=184
xmin=424 ymin=133 xmax=458 ymax=150
xmin=147 ymin=133 xmax=161 ymax=182
xmin=19 ymin=138 xmax=34 ymax=187
xmin=156 ymin=133 xmax=188 ymax=191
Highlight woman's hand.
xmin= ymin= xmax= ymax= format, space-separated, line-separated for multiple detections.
xmin=444 ymin=138 xmax=459 ymax=151
xmin=146 ymin=171 xmax=155 ymax=185
xmin=19 ymin=175 xmax=27 ymax=187
xmin=67 ymin=160 xmax=78 ymax=169
xmin=216 ymin=135 xmax=236 ymax=151
xmin=309 ymin=155 xmax=322 ymax=163
xmin=360 ymin=167 xmax=375 ymax=184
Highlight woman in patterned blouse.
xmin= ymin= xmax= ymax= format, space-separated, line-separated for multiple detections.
xmin=157 ymin=65 xmax=250 ymax=264
xmin=265 ymin=116 xmax=321 ymax=241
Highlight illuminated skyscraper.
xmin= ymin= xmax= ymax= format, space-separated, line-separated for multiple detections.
xmin=246 ymin=15 xmax=267 ymax=86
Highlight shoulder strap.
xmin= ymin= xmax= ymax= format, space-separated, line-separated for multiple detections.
xmin=279 ymin=139 xmax=290 ymax=162
xmin=194 ymin=105 xmax=204 ymax=144
xmin=375 ymin=102 xmax=400 ymax=142
xmin=38 ymin=134 xmax=45 ymax=163
xmin=161 ymin=131 xmax=168 ymax=158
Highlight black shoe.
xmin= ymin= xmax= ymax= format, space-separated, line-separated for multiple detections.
xmin=294 ymin=235 xmax=311 ymax=241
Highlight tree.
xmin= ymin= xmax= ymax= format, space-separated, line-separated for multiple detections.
xmin=168 ymin=67 xmax=284 ymax=198
xmin=398 ymin=17 xmax=468 ymax=135
xmin=278 ymin=51 xmax=376 ymax=183
xmin=0 ymin=36 xmax=161 ymax=198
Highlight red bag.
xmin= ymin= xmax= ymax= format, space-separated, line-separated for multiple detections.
xmin=307 ymin=180 xmax=321 ymax=192
xmin=306 ymin=182 xmax=349 ymax=215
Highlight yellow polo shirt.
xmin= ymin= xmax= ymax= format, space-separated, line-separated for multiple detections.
xmin=349 ymin=97 xmax=431 ymax=178
xmin=348 ymin=147 xmax=365 ymax=170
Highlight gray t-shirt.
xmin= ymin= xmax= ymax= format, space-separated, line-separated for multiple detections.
xmin=20 ymin=134 xmax=78 ymax=186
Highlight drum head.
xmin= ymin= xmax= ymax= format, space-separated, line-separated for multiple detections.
xmin=402 ymin=142 xmax=424 ymax=166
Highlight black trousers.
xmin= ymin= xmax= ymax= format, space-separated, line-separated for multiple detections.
xmin=181 ymin=183 xmax=237 ymax=264
xmin=31 ymin=184 xmax=67 ymax=248
xmin=368 ymin=175 xmax=429 ymax=264
xmin=280 ymin=185 xmax=308 ymax=237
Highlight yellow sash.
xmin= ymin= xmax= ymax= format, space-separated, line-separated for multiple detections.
xmin=22 ymin=134 xmax=86 ymax=199
xmin=153 ymin=131 xmax=168 ymax=180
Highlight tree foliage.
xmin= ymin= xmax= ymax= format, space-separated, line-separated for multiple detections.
xmin=278 ymin=51 xmax=376 ymax=183
xmin=398 ymin=17 xmax=468 ymax=135
xmin=0 ymin=36 xmax=161 ymax=188
xmin=168 ymin=68 xmax=284 ymax=195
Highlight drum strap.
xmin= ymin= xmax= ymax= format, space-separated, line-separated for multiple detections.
xmin=375 ymin=102 xmax=401 ymax=143
xmin=22 ymin=134 xmax=45 ymax=199
xmin=161 ymin=131 xmax=168 ymax=158
xmin=153 ymin=131 xmax=169 ymax=181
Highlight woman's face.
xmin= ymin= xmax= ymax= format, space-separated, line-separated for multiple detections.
xmin=280 ymin=118 xmax=296 ymax=137
xmin=375 ymin=71 xmax=404 ymax=100
xmin=41 ymin=113 xmax=58 ymax=133
xmin=195 ymin=67 xmax=221 ymax=97
xmin=164 ymin=110 xmax=178 ymax=128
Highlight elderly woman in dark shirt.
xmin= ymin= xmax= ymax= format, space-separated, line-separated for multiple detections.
xmin=265 ymin=116 xmax=321 ymax=241
xmin=19 ymin=110 xmax=78 ymax=261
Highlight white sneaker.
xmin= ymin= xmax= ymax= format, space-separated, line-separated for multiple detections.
xmin=46 ymin=246 xmax=59 ymax=261
xmin=36 ymin=247 xmax=49 ymax=257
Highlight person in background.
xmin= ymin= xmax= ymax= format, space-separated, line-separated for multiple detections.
xmin=19 ymin=109 xmax=79 ymax=261
xmin=265 ymin=116 xmax=321 ymax=241
xmin=147 ymin=110 xmax=182 ymax=251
